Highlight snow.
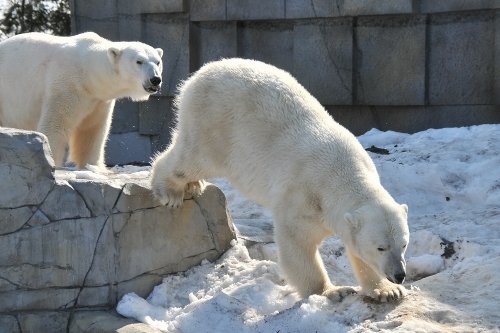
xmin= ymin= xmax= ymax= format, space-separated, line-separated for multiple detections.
xmin=116 ymin=124 xmax=500 ymax=332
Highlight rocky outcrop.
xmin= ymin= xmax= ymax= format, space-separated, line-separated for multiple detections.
xmin=0 ymin=129 xmax=236 ymax=332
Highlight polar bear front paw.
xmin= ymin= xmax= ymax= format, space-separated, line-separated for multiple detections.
xmin=368 ymin=281 xmax=407 ymax=303
xmin=184 ymin=180 xmax=207 ymax=199
xmin=322 ymin=286 xmax=357 ymax=302
xmin=151 ymin=182 xmax=185 ymax=209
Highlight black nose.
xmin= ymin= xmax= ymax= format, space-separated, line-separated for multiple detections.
xmin=150 ymin=76 xmax=161 ymax=86
xmin=394 ymin=272 xmax=406 ymax=284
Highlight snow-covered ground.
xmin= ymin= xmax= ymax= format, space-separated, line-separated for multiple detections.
xmin=116 ymin=124 xmax=500 ymax=332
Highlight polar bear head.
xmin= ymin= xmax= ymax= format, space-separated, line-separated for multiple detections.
xmin=108 ymin=42 xmax=164 ymax=101
xmin=343 ymin=201 xmax=409 ymax=284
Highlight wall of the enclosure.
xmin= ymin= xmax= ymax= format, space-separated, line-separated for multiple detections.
xmin=70 ymin=0 xmax=500 ymax=165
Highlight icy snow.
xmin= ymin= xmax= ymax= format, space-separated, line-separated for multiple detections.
xmin=116 ymin=124 xmax=500 ymax=332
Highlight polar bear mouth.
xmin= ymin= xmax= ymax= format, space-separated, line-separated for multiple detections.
xmin=144 ymin=85 xmax=160 ymax=94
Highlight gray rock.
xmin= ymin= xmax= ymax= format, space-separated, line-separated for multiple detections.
xmin=111 ymin=100 xmax=140 ymax=134
xmin=0 ymin=129 xmax=54 ymax=209
xmin=70 ymin=311 xmax=162 ymax=333
xmin=420 ymin=0 xmax=499 ymax=13
xmin=0 ymin=315 xmax=20 ymax=333
xmin=117 ymin=0 xmax=185 ymax=15
xmin=0 ymin=128 xmax=236 ymax=327
xmin=138 ymin=96 xmax=175 ymax=136
xmin=18 ymin=312 xmax=70 ymax=333
xmin=0 ymin=206 xmax=33 ymax=235
xmin=39 ymin=179 xmax=92 ymax=220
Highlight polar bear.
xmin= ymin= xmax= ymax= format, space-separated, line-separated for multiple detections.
xmin=0 ymin=32 xmax=163 ymax=168
xmin=150 ymin=58 xmax=410 ymax=302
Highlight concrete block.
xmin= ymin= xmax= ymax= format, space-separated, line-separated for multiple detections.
xmin=74 ymin=16 xmax=119 ymax=40
xmin=429 ymin=12 xmax=495 ymax=105
xmin=327 ymin=105 xmax=500 ymax=136
xmin=191 ymin=21 xmax=237 ymax=69
xmin=342 ymin=0 xmax=413 ymax=16
xmin=239 ymin=21 xmax=294 ymax=74
xmin=496 ymin=11 xmax=500 ymax=105
xmin=190 ymin=0 xmax=226 ymax=21
xmin=227 ymin=0 xmax=285 ymax=20
xmin=117 ymin=0 xmax=185 ymax=15
xmin=72 ymin=0 xmax=116 ymax=19
xmin=293 ymin=18 xmax=353 ymax=105
xmin=356 ymin=15 xmax=426 ymax=105
xmin=118 ymin=14 xmax=142 ymax=41
xmin=111 ymin=100 xmax=140 ymax=134
xmin=286 ymin=0 xmax=340 ymax=18
xmin=420 ymin=0 xmax=499 ymax=13
xmin=139 ymin=97 xmax=175 ymax=136
xmin=105 ymin=132 xmax=152 ymax=166
xmin=141 ymin=15 xmax=190 ymax=96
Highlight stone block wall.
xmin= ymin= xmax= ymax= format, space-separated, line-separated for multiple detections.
xmin=70 ymin=0 xmax=500 ymax=165
xmin=0 ymin=129 xmax=236 ymax=332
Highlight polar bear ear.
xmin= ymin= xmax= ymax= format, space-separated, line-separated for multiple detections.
xmin=107 ymin=47 xmax=122 ymax=64
xmin=156 ymin=48 xmax=163 ymax=58
xmin=344 ymin=212 xmax=359 ymax=230
xmin=401 ymin=204 xmax=408 ymax=215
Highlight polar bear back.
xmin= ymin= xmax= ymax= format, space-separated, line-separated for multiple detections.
xmin=175 ymin=58 xmax=378 ymax=205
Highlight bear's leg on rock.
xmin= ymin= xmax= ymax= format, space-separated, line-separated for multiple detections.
xmin=69 ymin=101 xmax=114 ymax=169
xmin=346 ymin=248 xmax=407 ymax=302
xmin=38 ymin=108 xmax=72 ymax=167
xmin=150 ymin=141 xmax=206 ymax=208
xmin=273 ymin=212 xmax=356 ymax=301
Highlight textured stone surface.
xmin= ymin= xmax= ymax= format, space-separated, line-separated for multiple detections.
xmin=429 ymin=11 xmax=495 ymax=105
xmin=419 ymin=0 xmax=500 ymax=13
xmin=227 ymin=0 xmax=285 ymax=20
xmin=356 ymin=15 xmax=426 ymax=105
xmin=239 ymin=21 xmax=294 ymax=74
xmin=191 ymin=21 xmax=238 ymax=69
xmin=190 ymin=0 xmax=227 ymax=21
xmin=70 ymin=311 xmax=162 ymax=333
xmin=117 ymin=0 xmax=185 ymax=15
xmin=0 ymin=129 xmax=54 ymax=209
xmin=0 ymin=129 xmax=236 ymax=331
xmin=293 ymin=18 xmax=352 ymax=105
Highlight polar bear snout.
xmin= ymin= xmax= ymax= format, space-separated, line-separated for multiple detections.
xmin=393 ymin=272 xmax=406 ymax=284
xmin=150 ymin=76 xmax=162 ymax=86
xmin=144 ymin=76 xmax=162 ymax=93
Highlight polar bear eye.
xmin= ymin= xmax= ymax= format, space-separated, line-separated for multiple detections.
xmin=156 ymin=61 xmax=160 ymax=66
xmin=377 ymin=247 xmax=386 ymax=252
xmin=136 ymin=60 xmax=144 ymax=65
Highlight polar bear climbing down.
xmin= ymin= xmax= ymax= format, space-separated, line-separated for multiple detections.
xmin=0 ymin=32 xmax=163 ymax=168
xmin=151 ymin=58 xmax=410 ymax=303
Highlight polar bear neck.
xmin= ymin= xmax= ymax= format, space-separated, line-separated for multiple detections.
xmin=78 ymin=45 xmax=132 ymax=102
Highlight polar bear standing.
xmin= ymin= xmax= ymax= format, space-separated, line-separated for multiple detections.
xmin=0 ymin=32 xmax=163 ymax=168
xmin=151 ymin=58 xmax=410 ymax=302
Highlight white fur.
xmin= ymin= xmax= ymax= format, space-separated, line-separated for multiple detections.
xmin=0 ymin=32 xmax=163 ymax=168
xmin=151 ymin=58 xmax=410 ymax=302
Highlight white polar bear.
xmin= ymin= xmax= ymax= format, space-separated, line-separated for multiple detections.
xmin=150 ymin=58 xmax=410 ymax=302
xmin=0 ymin=32 xmax=163 ymax=168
